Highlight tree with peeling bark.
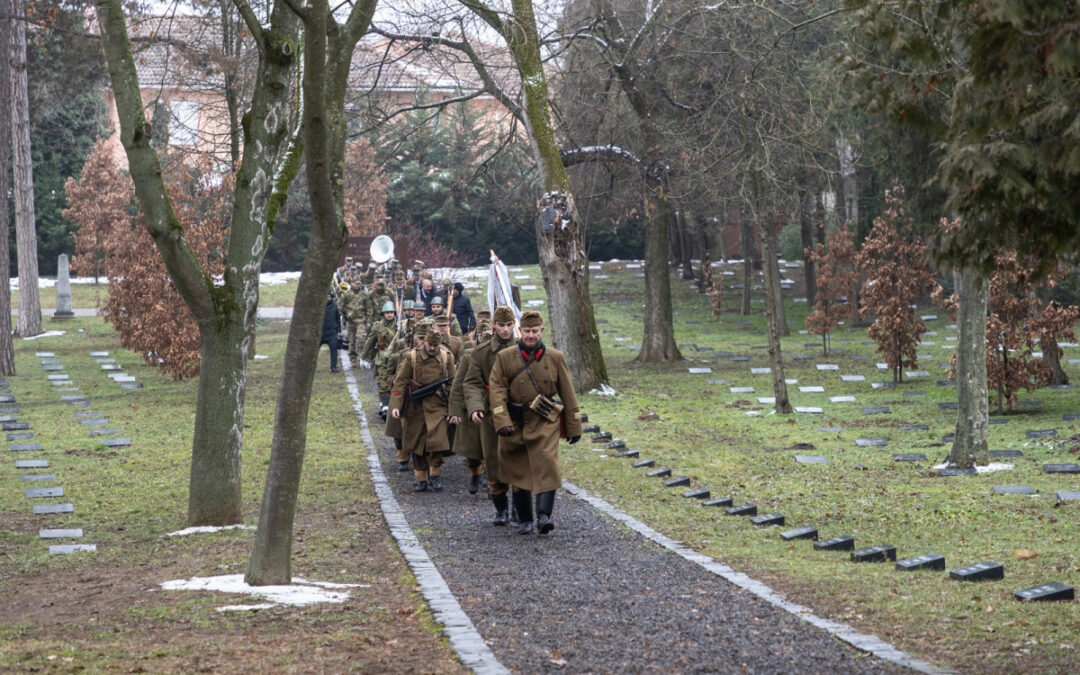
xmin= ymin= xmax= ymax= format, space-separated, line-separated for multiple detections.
xmin=856 ymin=186 xmax=937 ymax=385
xmin=451 ymin=0 xmax=607 ymax=390
xmin=247 ymin=0 xmax=380 ymax=585
xmin=95 ymin=0 xmax=303 ymax=526
xmin=806 ymin=225 xmax=858 ymax=356
xmin=0 ymin=0 xmax=13 ymax=374
xmin=11 ymin=0 xmax=41 ymax=337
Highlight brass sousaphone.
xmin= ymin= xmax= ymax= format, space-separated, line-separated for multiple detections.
xmin=370 ymin=235 xmax=395 ymax=264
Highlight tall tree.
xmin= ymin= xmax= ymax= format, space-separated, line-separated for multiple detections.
xmin=0 ymin=0 xmax=13 ymax=374
xmin=247 ymin=0 xmax=380 ymax=585
xmin=10 ymin=0 xmax=40 ymax=336
xmin=95 ymin=0 xmax=303 ymax=525
xmin=456 ymin=0 xmax=608 ymax=390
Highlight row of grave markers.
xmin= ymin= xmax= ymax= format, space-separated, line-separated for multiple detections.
xmin=13 ymin=350 xmax=139 ymax=555
xmin=581 ymin=422 xmax=1076 ymax=603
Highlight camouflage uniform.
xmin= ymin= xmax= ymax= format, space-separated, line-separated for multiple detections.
xmin=341 ymin=285 xmax=367 ymax=357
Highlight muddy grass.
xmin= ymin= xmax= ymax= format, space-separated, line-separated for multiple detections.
xmin=0 ymin=497 xmax=464 ymax=673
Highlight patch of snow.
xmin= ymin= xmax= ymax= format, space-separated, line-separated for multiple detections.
xmin=160 ymin=573 xmax=368 ymax=610
xmin=22 ymin=331 xmax=66 ymax=340
xmin=932 ymin=462 xmax=1014 ymax=474
xmin=166 ymin=524 xmax=256 ymax=537
xmin=589 ymin=383 xmax=617 ymax=396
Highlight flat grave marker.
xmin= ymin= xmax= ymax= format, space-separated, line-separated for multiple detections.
xmin=683 ymin=488 xmax=710 ymax=500
xmin=815 ymin=364 xmax=839 ymax=371
xmin=902 ymin=391 xmax=926 ymax=397
xmin=89 ymin=429 xmax=119 ymax=437
xmin=663 ymin=476 xmax=691 ymax=488
xmin=794 ymin=406 xmax=823 ymax=414
xmin=1014 ymin=582 xmax=1074 ymax=602
xmin=1026 ymin=429 xmax=1057 ymax=439
xmin=938 ymin=402 xmax=958 ymax=410
xmin=1044 ymin=463 xmax=1080 ymax=474
xmin=799 ymin=385 xmax=825 ymax=393
xmin=46 ymin=374 xmax=68 ymax=381
xmin=938 ymin=467 xmax=978 ymax=476
xmin=817 ymin=426 xmax=845 ymax=433
xmin=757 ymin=397 xmax=776 ymax=404
xmin=993 ymin=485 xmax=1036 ymax=495
xmin=815 ymin=536 xmax=855 ymax=551
xmin=893 ymin=453 xmax=928 ymax=462
xmin=49 ymin=544 xmax=96 ymax=555
xmin=725 ymin=504 xmax=757 ymax=516
xmin=90 ymin=351 xmax=109 ymax=357
xmin=751 ymin=513 xmax=784 ymax=527
xmin=1057 ymin=491 xmax=1080 ymax=503
xmin=840 ymin=375 xmax=865 ymax=382
xmin=852 ymin=545 xmax=897 ymax=563
xmin=781 ymin=526 xmax=818 ymax=541
xmin=632 ymin=459 xmax=655 ymax=468
xmin=102 ymin=438 xmax=132 ymax=448
xmin=750 ymin=367 xmax=771 ymax=375
xmin=702 ymin=496 xmax=733 ymax=508
xmin=35 ymin=351 xmax=55 ymax=357
xmin=795 ymin=455 xmax=828 ymax=464
xmin=39 ymin=528 xmax=83 ymax=539
xmin=950 ymin=561 xmax=1004 ymax=582
xmin=730 ymin=386 xmax=755 ymax=394
xmin=10 ymin=443 xmax=41 ymax=452
xmin=899 ymin=424 xmax=929 ymax=431
xmin=862 ymin=407 xmax=891 ymax=414
xmin=855 ymin=438 xmax=887 ymax=447
xmin=688 ymin=367 xmax=712 ymax=374
xmin=646 ymin=467 xmax=672 ymax=478
xmin=896 ymin=553 xmax=946 ymax=572
xmin=15 ymin=459 xmax=48 ymax=469
xmin=26 ymin=487 xmax=64 ymax=498
xmin=830 ymin=395 xmax=856 ymax=403
xmin=614 ymin=449 xmax=639 ymax=458
xmin=989 ymin=450 xmax=1023 ymax=459
xmin=20 ymin=474 xmax=55 ymax=482
xmin=33 ymin=503 xmax=74 ymax=515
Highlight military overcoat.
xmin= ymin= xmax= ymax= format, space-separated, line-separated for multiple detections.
xmin=487 ymin=343 xmax=582 ymax=492
xmin=390 ymin=345 xmax=455 ymax=456
xmin=448 ymin=350 xmax=482 ymax=461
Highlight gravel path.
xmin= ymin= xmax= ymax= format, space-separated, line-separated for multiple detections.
xmin=355 ymin=371 xmax=921 ymax=674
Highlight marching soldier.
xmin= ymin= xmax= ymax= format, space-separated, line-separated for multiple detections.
xmin=433 ymin=315 xmax=464 ymax=362
xmin=428 ymin=296 xmax=462 ymax=336
xmin=463 ymin=306 xmax=519 ymax=525
xmin=361 ymin=301 xmax=397 ymax=364
xmin=449 ymin=325 xmax=488 ymax=494
xmin=341 ymin=279 xmax=367 ymax=359
xmin=488 ymin=310 xmax=582 ymax=535
xmin=382 ymin=329 xmax=413 ymax=471
xmin=391 ymin=326 xmax=456 ymax=492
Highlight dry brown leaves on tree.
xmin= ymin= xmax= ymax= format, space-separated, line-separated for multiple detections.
xmin=65 ymin=143 xmax=229 ymax=379
xmin=806 ymin=224 xmax=858 ymax=355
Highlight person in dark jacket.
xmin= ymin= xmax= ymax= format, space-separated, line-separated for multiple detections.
xmin=451 ymin=282 xmax=477 ymax=337
xmin=321 ymin=292 xmax=343 ymax=372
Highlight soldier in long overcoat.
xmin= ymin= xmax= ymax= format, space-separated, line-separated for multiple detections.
xmin=488 ymin=310 xmax=582 ymax=534
xmin=464 ymin=306 xmax=519 ymax=525
xmin=391 ymin=327 xmax=456 ymax=492
xmin=448 ymin=330 xmax=486 ymax=494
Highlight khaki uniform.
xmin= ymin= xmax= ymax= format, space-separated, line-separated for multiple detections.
xmin=382 ymin=346 xmax=408 ymax=463
xmin=390 ymin=345 xmax=456 ymax=476
xmin=488 ymin=343 xmax=582 ymax=493
xmin=463 ymin=333 xmax=516 ymax=496
xmin=341 ymin=288 xmax=367 ymax=355
xmin=419 ymin=313 xmax=463 ymax=338
xmin=449 ymin=350 xmax=482 ymax=462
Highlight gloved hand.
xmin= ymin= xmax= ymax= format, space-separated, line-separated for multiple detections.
xmin=497 ymin=425 xmax=515 ymax=437
xmin=379 ymin=405 xmax=388 ymax=421
xmin=359 ymin=359 xmax=372 ymax=370
xmin=568 ymin=435 xmax=580 ymax=444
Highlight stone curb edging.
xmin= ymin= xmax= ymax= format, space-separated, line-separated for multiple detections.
xmin=342 ymin=359 xmax=509 ymax=675
xmin=562 ymin=480 xmax=956 ymax=675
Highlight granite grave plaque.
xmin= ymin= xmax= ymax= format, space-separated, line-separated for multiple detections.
xmin=702 ymin=497 xmax=733 ymax=507
xmin=799 ymin=386 xmax=825 ymax=393
xmin=591 ymin=432 xmax=612 ymax=442
xmin=632 ymin=459 xmax=655 ymax=468
xmin=49 ymin=544 xmax=96 ymax=555
xmin=15 ymin=459 xmax=47 ymax=469
xmin=1026 ymin=429 xmax=1057 ymax=439
xmin=840 ymin=375 xmax=866 ymax=382
xmin=989 ymin=450 xmax=1023 ymax=459
xmin=795 ymin=455 xmax=828 ymax=464
xmin=794 ymin=407 xmax=824 ymax=414
xmin=10 ymin=443 xmax=41 ymax=451
xmin=814 ymin=536 xmax=854 ymax=551
xmin=851 ymin=545 xmax=897 ymax=563
xmin=896 ymin=553 xmax=945 ymax=571
xmin=751 ymin=513 xmax=784 ymax=527
xmin=781 ymin=526 xmax=818 ymax=541
xmin=862 ymin=407 xmax=891 ymax=414
xmin=725 ymin=504 xmax=757 ymax=516
xmin=663 ymin=476 xmax=691 ymax=488
xmin=950 ymin=561 xmax=1004 ymax=582
xmin=899 ymin=424 xmax=929 ymax=431
xmin=1044 ymin=463 xmax=1080 ymax=474
xmin=938 ymin=467 xmax=977 ymax=476
xmin=33 ymin=503 xmax=74 ymax=515
xmin=893 ymin=453 xmax=928 ymax=462
xmin=26 ymin=487 xmax=64 ymax=498
xmin=646 ymin=467 xmax=672 ymax=478
xmin=993 ymin=485 xmax=1036 ymax=495
xmin=817 ymin=426 xmax=845 ymax=433
xmin=20 ymin=474 xmax=55 ymax=482
xmin=1057 ymin=491 xmax=1080 ymax=502
xmin=683 ymin=488 xmax=710 ymax=500
xmin=102 ymin=438 xmax=132 ymax=448
xmin=40 ymin=528 xmax=83 ymax=539
xmin=855 ymin=438 xmax=887 ymax=447
xmin=1014 ymin=582 xmax=1074 ymax=602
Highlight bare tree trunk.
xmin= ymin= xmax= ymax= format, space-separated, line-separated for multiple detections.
xmin=740 ymin=209 xmax=753 ymax=315
xmin=948 ymin=268 xmax=989 ymax=468
xmin=767 ymin=217 xmax=788 ymax=337
xmin=717 ymin=212 xmax=729 ymax=261
xmin=636 ymin=148 xmax=681 ymax=363
xmin=10 ymin=0 xmax=39 ymax=337
xmin=247 ymin=0 xmax=378 ymax=585
xmin=755 ymin=173 xmax=791 ymax=412
xmin=677 ymin=207 xmax=694 ymax=280
xmin=800 ymin=188 xmax=817 ymax=307
xmin=1038 ymin=285 xmax=1069 ymax=385
xmin=0 ymin=0 xmax=12 ymax=374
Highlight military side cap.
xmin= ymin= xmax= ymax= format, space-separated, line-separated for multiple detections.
xmin=414 ymin=322 xmax=429 ymax=337
xmin=493 ymin=306 xmax=515 ymax=323
xmin=477 ymin=310 xmax=491 ymax=320
xmin=520 ymin=310 xmax=543 ymax=327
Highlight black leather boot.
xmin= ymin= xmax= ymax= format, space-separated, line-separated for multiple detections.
xmin=469 ymin=474 xmax=481 ymax=494
xmin=513 ymin=488 xmax=534 ymax=535
xmin=535 ymin=490 xmax=556 ymax=534
xmin=491 ymin=494 xmax=509 ymax=526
